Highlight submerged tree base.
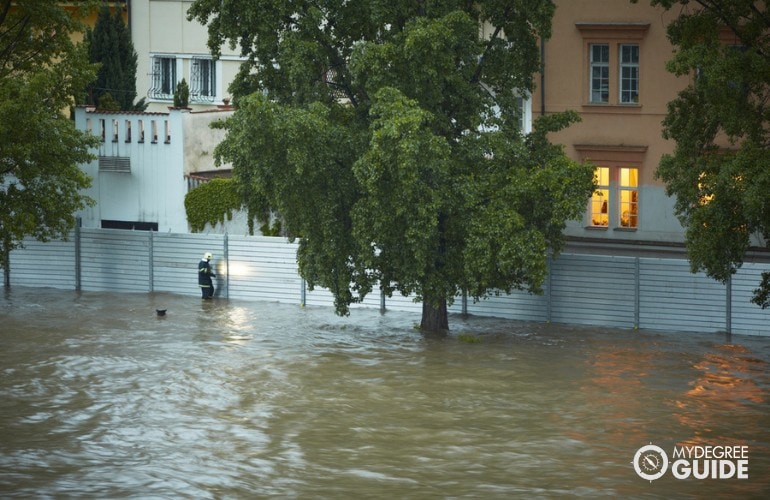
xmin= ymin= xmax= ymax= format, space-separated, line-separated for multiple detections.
xmin=420 ymin=300 xmax=449 ymax=333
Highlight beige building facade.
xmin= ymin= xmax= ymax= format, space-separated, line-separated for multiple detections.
xmin=533 ymin=0 xmax=687 ymax=245
xmin=129 ymin=0 xmax=245 ymax=112
xmin=123 ymin=1 xmax=694 ymax=242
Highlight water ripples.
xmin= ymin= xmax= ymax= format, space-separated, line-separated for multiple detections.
xmin=1 ymin=288 xmax=769 ymax=498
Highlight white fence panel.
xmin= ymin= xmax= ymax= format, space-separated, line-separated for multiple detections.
xmin=6 ymin=229 xmax=770 ymax=336
xmin=228 ymin=235 xmax=302 ymax=303
xmin=731 ymin=263 xmax=770 ymax=336
xmin=153 ymin=232 xmax=225 ymax=297
xmin=464 ymin=288 xmax=549 ymax=322
xmin=80 ymin=229 xmax=150 ymax=293
xmin=380 ymin=291 xmax=423 ymax=314
xmin=9 ymin=236 xmax=76 ymax=289
xmin=550 ymin=254 xmax=637 ymax=328
xmin=639 ymin=258 xmax=726 ymax=332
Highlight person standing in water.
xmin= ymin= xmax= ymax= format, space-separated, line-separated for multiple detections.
xmin=198 ymin=252 xmax=216 ymax=299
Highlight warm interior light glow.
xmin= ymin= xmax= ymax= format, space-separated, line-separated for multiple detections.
xmin=221 ymin=261 xmax=252 ymax=278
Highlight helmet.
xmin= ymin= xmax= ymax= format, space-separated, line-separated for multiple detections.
xmin=204 ymin=252 xmax=213 ymax=260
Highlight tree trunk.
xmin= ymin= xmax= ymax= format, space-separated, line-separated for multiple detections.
xmin=420 ymin=298 xmax=449 ymax=333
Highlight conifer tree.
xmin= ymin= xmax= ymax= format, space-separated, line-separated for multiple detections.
xmin=85 ymin=4 xmax=145 ymax=110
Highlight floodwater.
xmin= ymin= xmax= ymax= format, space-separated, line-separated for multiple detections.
xmin=1 ymin=287 xmax=768 ymax=499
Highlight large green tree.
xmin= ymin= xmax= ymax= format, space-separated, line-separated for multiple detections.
xmin=0 ymin=0 xmax=100 ymax=279
xmin=189 ymin=0 xmax=595 ymax=331
xmin=637 ymin=0 xmax=770 ymax=307
xmin=84 ymin=3 xmax=144 ymax=110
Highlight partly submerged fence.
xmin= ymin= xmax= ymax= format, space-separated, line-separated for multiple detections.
xmin=5 ymin=227 xmax=770 ymax=336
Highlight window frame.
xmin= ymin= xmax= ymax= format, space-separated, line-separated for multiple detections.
xmin=149 ymin=55 xmax=178 ymax=101
xmin=576 ymin=23 xmax=649 ymax=107
xmin=618 ymin=167 xmax=639 ymax=228
xmin=589 ymin=44 xmax=610 ymax=104
xmin=190 ymin=57 xmax=217 ymax=103
xmin=619 ymin=44 xmax=640 ymax=104
xmin=591 ymin=167 xmax=610 ymax=227
xmin=575 ymin=145 xmax=647 ymax=230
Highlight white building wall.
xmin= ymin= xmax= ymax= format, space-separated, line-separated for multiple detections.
xmin=75 ymin=107 xmax=190 ymax=232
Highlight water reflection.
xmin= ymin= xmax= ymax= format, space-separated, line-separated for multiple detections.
xmin=675 ymin=344 xmax=768 ymax=450
xmin=0 ymin=287 xmax=768 ymax=498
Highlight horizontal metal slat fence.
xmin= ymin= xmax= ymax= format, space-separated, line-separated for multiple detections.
xmin=5 ymin=229 xmax=770 ymax=336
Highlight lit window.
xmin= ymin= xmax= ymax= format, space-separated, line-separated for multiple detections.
xmin=620 ymin=44 xmax=639 ymax=103
xmin=590 ymin=44 xmax=610 ymax=103
xmin=591 ymin=167 xmax=610 ymax=226
xmin=619 ymin=167 xmax=638 ymax=227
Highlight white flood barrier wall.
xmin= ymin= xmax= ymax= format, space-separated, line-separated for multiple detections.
xmin=6 ymin=228 xmax=770 ymax=336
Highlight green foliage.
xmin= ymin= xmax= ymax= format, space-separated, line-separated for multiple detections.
xmin=190 ymin=0 xmax=594 ymax=330
xmin=84 ymin=4 xmax=143 ymax=110
xmin=647 ymin=0 xmax=770 ymax=306
xmin=97 ymin=92 xmax=120 ymax=111
xmin=0 ymin=0 xmax=100 ymax=271
xmin=260 ymin=219 xmax=282 ymax=237
xmin=457 ymin=333 xmax=482 ymax=344
xmin=184 ymin=178 xmax=243 ymax=232
xmin=174 ymin=78 xmax=190 ymax=108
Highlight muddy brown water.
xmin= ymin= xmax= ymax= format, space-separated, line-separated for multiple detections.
xmin=1 ymin=287 xmax=769 ymax=498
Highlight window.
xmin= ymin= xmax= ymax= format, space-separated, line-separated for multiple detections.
xmin=576 ymin=23 xmax=649 ymax=106
xmin=589 ymin=43 xmax=639 ymax=104
xmin=619 ymin=168 xmax=638 ymax=227
xmin=591 ymin=167 xmax=610 ymax=226
xmin=590 ymin=44 xmax=610 ymax=103
xmin=149 ymin=56 xmax=177 ymax=100
xmin=620 ymin=45 xmax=639 ymax=103
xmin=190 ymin=58 xmax=216 ymax=102
xmin=588 ymin=166 xmax=639 ymax=228
xmin=576 ymin=145 xmax=646 ymax=230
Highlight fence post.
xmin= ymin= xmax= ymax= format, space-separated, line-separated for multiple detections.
xmin=726 ymin=274 xmax=732 ymax=335
xmin=75 ymin=218 xmax=82 ymax=291
xmin=148 ymin=230 xmax=154 ymax=292
xmin=380 ymin=287 xmax=386 ymax=314
xmin=224 ymin=233 xmax=229 ymax=299
xmin=634 ymin=257 xmax=640 ymax=329
xmin=2 ymin=246 xmax=9 ymax=288
xmin=546 ymin=254 xmax=552 ymax=322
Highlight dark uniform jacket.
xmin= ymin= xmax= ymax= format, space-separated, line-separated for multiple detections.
xmin=198 ymin=259 xmax=215 ymax=287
